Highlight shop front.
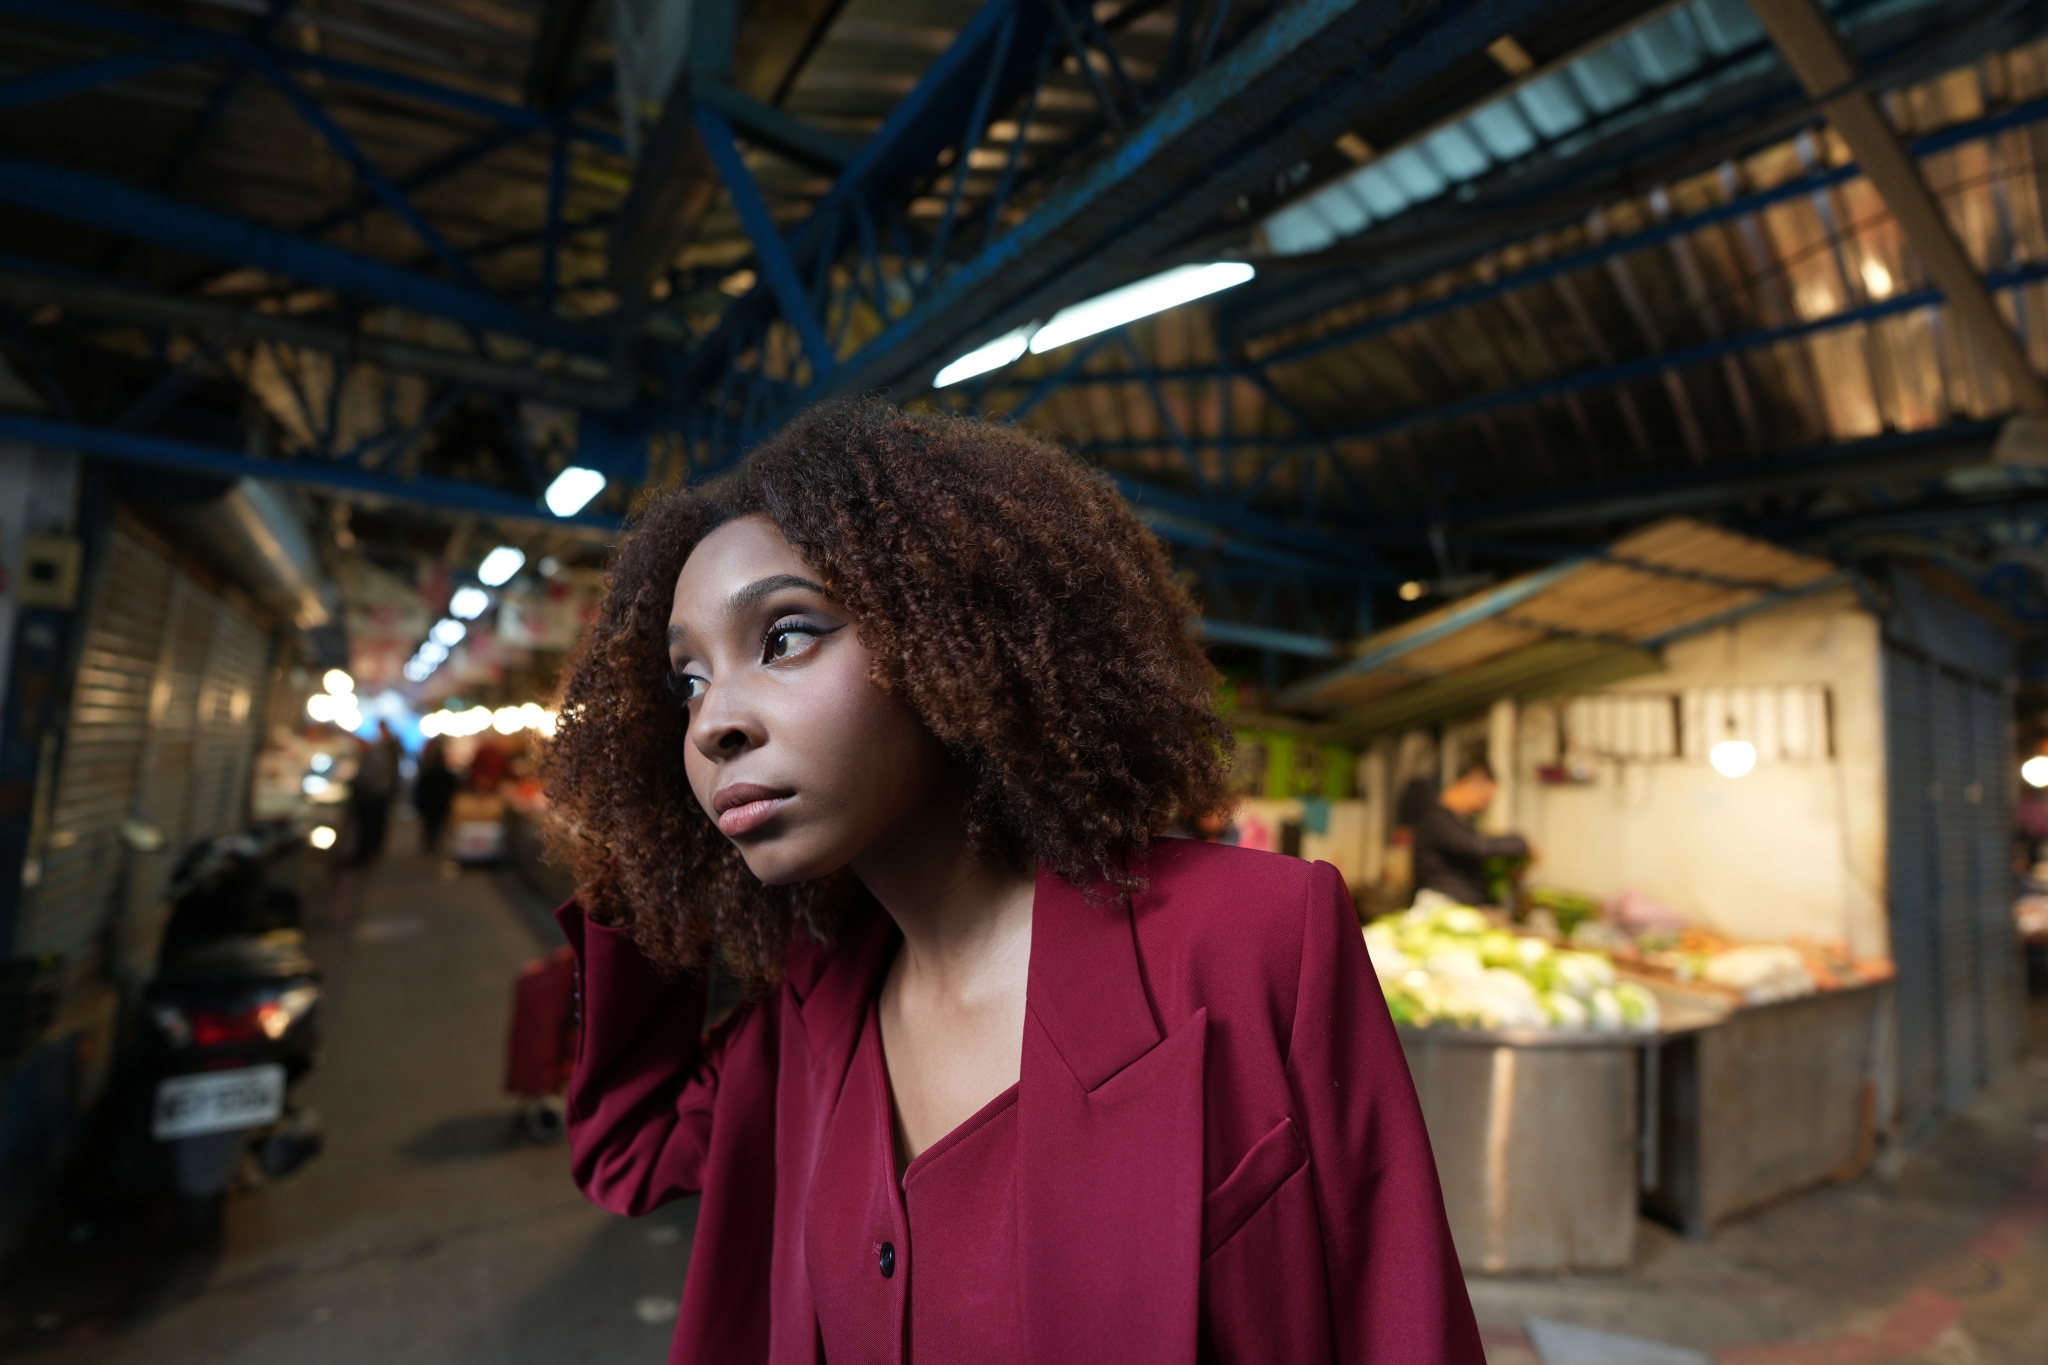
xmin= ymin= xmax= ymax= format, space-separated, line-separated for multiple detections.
xmin=1263 ymin=518 xmax=2022 ymax=1271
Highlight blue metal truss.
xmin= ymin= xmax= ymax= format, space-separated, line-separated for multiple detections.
xmin=658 ymin=0 xmax=1599 ymax=458
xmin=0 ymin=411 xmax=620 ymax=530
xmin=12 ymin=0 xmax=2041 ymax=639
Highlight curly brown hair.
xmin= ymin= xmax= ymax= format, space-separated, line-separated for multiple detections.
xmin=541 ymin=397 xmax=1233 ymax=982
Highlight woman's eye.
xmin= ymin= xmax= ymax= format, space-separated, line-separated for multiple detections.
xmin=666 ymin=670 xmax=706 ymax=703
xmin=765 ymin=626 xmax=821 ymax=662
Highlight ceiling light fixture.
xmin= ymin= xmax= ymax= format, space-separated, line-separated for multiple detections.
xmin=449 ymin=586 xmax=490 ymax=620
xmin=929 ymin=263 xmax=1257 ymax=385
xmin=477 ymin=546 xmax=525 ymax=586
xmin=1027 ymin=263 xmax=1255 ymax=354
xmin=934 ymin=326 xmax=1035 ymax=387
xmin=545 ymin=467 xmax=607 ymax=517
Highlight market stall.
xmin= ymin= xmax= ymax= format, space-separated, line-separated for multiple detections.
xmin=1364 ymin=897 xmax=1893 ymax=1268
xmin=1259 ymin=519 xmax=2022 ymax=1267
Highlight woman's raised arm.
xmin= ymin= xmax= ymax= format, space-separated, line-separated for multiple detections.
xmin=556 ymin=903 xmax=759 ymax=1217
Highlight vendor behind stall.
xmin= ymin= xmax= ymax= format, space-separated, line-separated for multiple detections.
xmin=1399 ymin=759 xmax=1530 ymax=907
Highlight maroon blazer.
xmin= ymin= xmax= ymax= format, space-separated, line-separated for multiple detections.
xmin=558 ymin=838 xmax=1483 ymax=1364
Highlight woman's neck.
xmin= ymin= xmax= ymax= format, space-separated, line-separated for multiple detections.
xmin=850 ymin=778 xmax=1035 ymax=993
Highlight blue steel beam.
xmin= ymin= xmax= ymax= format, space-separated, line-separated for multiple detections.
xmin=301 ymin=123 xmax=527 ymax=242
xmin=670 ymin=0 xmax=1056 ymax=388
xmin=1066 ymin=256 xmax=2048 ymax=459
xmin=693 ymin=103 xmax=835 ymax=374
xmin=0 ymin=32 xmax=218 ymax=113
xmin=0 ymin=152 xmax=603 ymax=354
xmin=0 ymin=0 xmax=625 ymax=155
xmin=1432 ymin=419 xmax=2006 ymax=536
xmin=0 ymin=412 xmax=620 ymax=530
xmin=1194 ymin=619 xmax=1341 ymax=657
xmin=817 ymin=0 xmax=1576 ymax=401
xmin=1106 ymin=470 xmax=1382 ymax=572
xmin=245 ymin=50 xmax=477 ymax=286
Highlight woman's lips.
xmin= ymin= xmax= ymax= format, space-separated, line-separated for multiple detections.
xmin=716 ymin=792 xmax=792 ymax=837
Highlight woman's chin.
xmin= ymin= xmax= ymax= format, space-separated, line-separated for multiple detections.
xmin=736 ymin=843 xmax=842 ymax=888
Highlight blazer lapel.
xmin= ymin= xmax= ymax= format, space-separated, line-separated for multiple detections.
xmin=1019 ymin=865 xmax=1205 ymax=1365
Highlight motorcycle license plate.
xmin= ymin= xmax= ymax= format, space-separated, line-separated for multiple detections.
xmin=154 ymin=1065 xmax=286 ymax=1140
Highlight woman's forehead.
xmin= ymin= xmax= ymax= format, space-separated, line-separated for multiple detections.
xmin=670 ymin=517 xmax=828 ymax=634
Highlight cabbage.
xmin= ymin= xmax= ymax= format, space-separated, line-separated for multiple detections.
xmin=1542 ymin=991 xmax=1589 ymax=1029
xmin=1589 ymin=987 xmax=1625 ymax=1032
xmin=1478 ymin=930 xmax=1524 ymax=968
xmin=1425 ymin=947 xmax=1486 ymax=982
xmin=1614 ymin=981 xmax=1661 ymax=1033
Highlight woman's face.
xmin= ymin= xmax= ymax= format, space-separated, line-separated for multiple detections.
xmin=668 ymin=515 xmax=949 ymax=885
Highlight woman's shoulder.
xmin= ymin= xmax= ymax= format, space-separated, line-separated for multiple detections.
xmin=1128 ymin=838 xmax=1349 ymax=1003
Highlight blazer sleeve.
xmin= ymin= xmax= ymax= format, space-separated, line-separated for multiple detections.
xmin=1286 ymin=863 xmax=1487 ymax=1364
xmin=556 ymin=900 xmax=757 ymax=1217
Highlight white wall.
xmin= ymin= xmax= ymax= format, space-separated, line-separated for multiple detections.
xmin=1513 ymin=586 xmax=1891 ymax=959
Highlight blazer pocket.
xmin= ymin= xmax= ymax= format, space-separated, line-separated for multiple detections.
xmin=1202 ymin=1116 xmax=1308 ymax=1258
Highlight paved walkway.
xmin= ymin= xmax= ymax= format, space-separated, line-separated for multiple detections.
xmin=2 ymin=840 xmax=695 ymax=1365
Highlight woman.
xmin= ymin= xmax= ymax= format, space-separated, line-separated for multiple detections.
xmin=543 ymin=399 xmax=1480 ymax=1364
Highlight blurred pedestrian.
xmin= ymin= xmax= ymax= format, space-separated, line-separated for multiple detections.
xmin=467 ymin=733 xmax=510 ymax=794
xmin=350 ymin=721 xmax=402 ymax=865
xmin=413 ymin=737 xmax=458 ymax=854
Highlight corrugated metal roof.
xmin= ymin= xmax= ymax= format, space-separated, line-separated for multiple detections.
xmin=1258 ymin=0 xmax=1939 ymax=258
xmin=1276 ymin=517 xmax=1838 ymax=721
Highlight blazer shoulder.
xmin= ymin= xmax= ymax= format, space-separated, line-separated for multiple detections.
xmin=1131 ymin=839 xmax=1345 ymax=994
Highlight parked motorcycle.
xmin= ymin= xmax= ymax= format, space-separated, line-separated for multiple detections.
xmin=137 ymin=825 xmax=324 ymax=1240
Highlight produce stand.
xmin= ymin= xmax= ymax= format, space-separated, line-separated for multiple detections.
xmin=1371 ymin=901 xmax=1892 ymax=1269
xmin=1640 ymin=979 xmax=1889 ymax=1238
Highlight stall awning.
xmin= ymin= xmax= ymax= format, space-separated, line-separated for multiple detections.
xmin=1277 ymin=519 xmax=1839 ymax=733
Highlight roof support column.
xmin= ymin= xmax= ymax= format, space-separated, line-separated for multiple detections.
xmin=1749 ymin=0 xmax=2048 ymax=420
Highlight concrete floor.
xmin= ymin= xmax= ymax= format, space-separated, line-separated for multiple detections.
xmin=2 ymin=833 xmax=2045 ymax=1364
xmin=1 ymin=835 xmax=696 ymax=1364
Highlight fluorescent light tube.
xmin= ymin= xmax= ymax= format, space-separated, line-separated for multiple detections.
xmin=934 ymin=326 xmax=1034 ymax=387
xmin=1027 ymin=263 xmax=1255 ymax=354
xmin=477 ymin=545 xmax=525 ymax=586
xmin=545 ymin=466 xmax=607 ymax=516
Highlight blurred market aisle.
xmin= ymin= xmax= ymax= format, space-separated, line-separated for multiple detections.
xmin=1 ymin=837 xmax=694 ymax=1365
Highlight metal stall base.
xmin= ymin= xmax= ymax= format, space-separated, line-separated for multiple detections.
xmin=1399 ymin=1027 xmax=1646 ymax=1274
xmin=1641 ymin=982 xmax=1891 ymax=1238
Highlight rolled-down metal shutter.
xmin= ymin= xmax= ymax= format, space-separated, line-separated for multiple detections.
xmin=1884 ymin=647 xmax=1941 ymax=1142
xmin=1883 ymin=645 xmax=2022 ymax=1143
xmin=18 ymin=514 xmax=274 ymax=975
xmin=124 ymin=580 xmax=271 ymax=931
xmin=1967 ymin=675 xmax=2022 ymax=1083
xmin=16 ymin=524 xmax=175 ymax=962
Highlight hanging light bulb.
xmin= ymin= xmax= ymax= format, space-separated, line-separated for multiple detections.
xmin=1710 ymin=738 xmax=1757 ymax=778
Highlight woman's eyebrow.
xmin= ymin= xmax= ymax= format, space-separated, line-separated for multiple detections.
xmin=727 ymin=573 xmax=828 ymax=614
